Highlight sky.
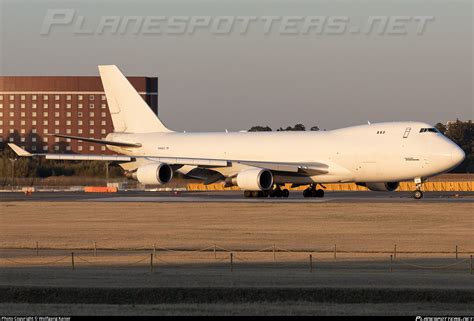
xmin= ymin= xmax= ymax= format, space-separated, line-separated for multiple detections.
xmin=0 ymin=0 xmax=472 ymax=132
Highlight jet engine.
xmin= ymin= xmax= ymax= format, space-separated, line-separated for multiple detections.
xmin=134 ymin=163 xmax=173 ymax=185
xmin=358 ymin=182 xmax=400 ymax=192
xmin=234 ymin=168 xmax=273 ymax=191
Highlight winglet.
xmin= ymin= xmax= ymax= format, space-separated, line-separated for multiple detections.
xmin=8 ymin=144 xmax=33 ymax=157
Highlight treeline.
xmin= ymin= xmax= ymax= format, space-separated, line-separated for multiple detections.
xmin=0 ymin=148 xmax=123 ymax=179
xmin=249 ymin=120 xmax=473 ymax=173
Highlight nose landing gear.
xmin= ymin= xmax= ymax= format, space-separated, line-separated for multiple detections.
xmin=413 ymin=177 xmax=424 ymax=199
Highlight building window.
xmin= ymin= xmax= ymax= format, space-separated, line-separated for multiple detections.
xmin=43 ymin=103 xmax=48 ymax=108
xmin=101 ymin=112 xmax=106 ymax=117
xmin=32 ymin=95 xmax=37 ymax=100
xmin=21 ymin=129 xmax=25 ymax=134
xmin=43 ymin=112 xmax=48 ymax=117
xmin=66 ymin=103 xmax=71 ymax=109
xmin=43 ymin=95 xmax=48 ymax=100
xmin=90 ymin=129 xmax=95 ymax=134
xmin=90 ymin=112 xmax=94 ymax=117
xmin=32 ymin=112 xmax=37 ymax=117
xmin=66 ymin=120 xmax=71 ymax=125
xmin=54 ymin=120 xmax=59 ymax=126
xmin=66 ymin=138 xmax=71 ymax=142
xmin=66 ymin=112 xmax=71 ymax=117
xmin=89 ymin=146 xmax=95 ymax=151
xmin=55 ymin=103 xmax=60 ymax=109
xmin=90 ymin=120 xmax=95 ymax=125
xmin=32 ymin=120 xmax=37 ymax=125
xmin=21 ymin=103 xmax=25 ymax=109
xmin=78 ymin=112 xmax=83 ymax=117
xmin=54 ymin=146 xmax=59 ymax=151
xmin=55 ymin=112 xmax=59 ymax=117
xmin=101 ymin=120 xmax=106 ymax=126
xmin=0 ymin=120 xmax=2 ymax=125
xmin=78 ymin=129 xmax=83 ymax=134
xmin=21 ymin=112 xmax=25 ymax=117
xmin=9 ymin=112 xmax=14 ymax=117
xmin=54 ymin=129 xmax=59 ymax=134
xmin=43 ymin=129 xmax=48 ymax=134
xmin=101 ymin=103 xmax=106 ymax=109
xmin=101 ymin=95 xmax=106 ymax=100
xmin=55 ymin=137 xmax=60 ymax=142
xmin=9 ymin=137 xmax=14 ymax=142
xmin=0 ymin=112 xmax=3 ymax=117
xmin=44 ymin=137 xmax=48 ymax=142
xmin=0 ymin=129 xmax=3 ymax=134
xmin=78 ymin=120 xmax=83 ymax=125
xmin=89 ymin=95 xmax=95 ymax=100
xmin=9 ymin=120 xmax=14 ymax=125
xmin=66 ymin=146 xmax=71 ymax=151
xmin=31 ymin=146 xmax=36 ymax=151
xmin=78 ymin=95 xmax=83 ymax=100
xmin=78 ymin=103 xmax=83 ymax=109
xmin=9 ymin=95 xmax=14 ymax=100
xmin=32 ymin=103 xmax=37 ymax=109
xmin=101 ymin=129 xmax=106 ymax=134
xmin=66 ymin=129 xmax=71 ymax=134
xmin=101 ymin=146 xmax=106 ymax=151
xmin=32 ymin=137 xmax=36 ymax=142
xmin=90 ymin=104 xmax=94 ymax=109
xmin=21 ymin=137 xmax=25 ymax=142
xmin=21 ymin=95 xmax=25 ymax=101
xmin=55 ymin=95 xmax=60 ymax=100
xmin=0 ymin=95 xmax=3 ymax=100
xmin=66 ymin=95 xmax=71 ymax=101
xmin=0 ymin=103 xmax=2 ymax=109
xmin=21 ymin=120 xmax=25 ymax=125
xmin=32 ymin=129 xmax=37 ymax=134
xmin=43 ymin=146 xmax=48 ymax=151
xmin=10 ymin=103 xmax=14 ymax=108
xmin=78 ymin=146 xmax=83 ymax=151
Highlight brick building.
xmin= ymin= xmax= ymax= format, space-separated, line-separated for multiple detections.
xmin=0 ymin=76 xmax=158 ymax=154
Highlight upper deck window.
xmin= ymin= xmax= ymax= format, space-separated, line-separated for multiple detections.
xmin=419 ymin=128 xmax=438 ymax=133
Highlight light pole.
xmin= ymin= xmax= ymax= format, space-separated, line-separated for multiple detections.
xmin=9 ymin=157 xmax=18 ymax=192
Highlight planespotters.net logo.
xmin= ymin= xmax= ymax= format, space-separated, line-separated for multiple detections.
xmin=416 ymin=317 xmax=474 ymax=321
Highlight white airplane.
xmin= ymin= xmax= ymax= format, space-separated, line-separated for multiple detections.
xmin=9 ymin=65 xmax=465 ymax=199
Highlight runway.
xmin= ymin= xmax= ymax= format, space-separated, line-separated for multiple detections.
xmin=1 ymin=190 xmax=473 ymax=203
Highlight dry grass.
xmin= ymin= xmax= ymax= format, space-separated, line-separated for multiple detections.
xmin=1 ymin=202 xmax=472 ymax=253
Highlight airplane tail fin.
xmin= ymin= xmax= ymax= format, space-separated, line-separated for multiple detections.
xmin=98 ymin=65 xmax=172 ymax=133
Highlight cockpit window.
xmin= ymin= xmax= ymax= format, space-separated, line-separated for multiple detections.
xmin=419 ymin=128 xmax=438 ymax=133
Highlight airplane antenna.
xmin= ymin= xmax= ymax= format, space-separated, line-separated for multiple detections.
xmin=367 ymin=121 xmax=371 ymax=125
xmin=225 ymin=129 xmax=228 ymax=133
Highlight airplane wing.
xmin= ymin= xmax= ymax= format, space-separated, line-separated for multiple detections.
xmin=48 ymin=134 xmax=142 ymax=148
xmin=8 ymin=143 xmax=328 ymax=173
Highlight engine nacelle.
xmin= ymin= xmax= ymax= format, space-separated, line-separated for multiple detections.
xmin=134 ymin=163 xmax=173 ymax=185
xmin=235 ymin=168 xmax=273 ymax=191
xmin=358 ymin=182 xmax=399 ymax=192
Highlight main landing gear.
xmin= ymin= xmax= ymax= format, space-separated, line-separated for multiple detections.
xmin=243 ymin=185 xmax=290 ymax=198
xmin=303 ymin=184 xmax=325 ymax=198
xmin=413 ymin=177 xmax=424 ymax=200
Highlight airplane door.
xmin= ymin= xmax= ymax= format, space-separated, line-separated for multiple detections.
xmin=403 ymin=127 xmax=411 ymax=138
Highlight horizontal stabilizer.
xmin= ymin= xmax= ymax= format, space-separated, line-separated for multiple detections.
xmin=49 ymin=134 xmax=142 ymax=148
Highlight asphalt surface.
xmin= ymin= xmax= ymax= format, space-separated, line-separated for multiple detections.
xmin=0 ymin=190 xmax=473 ymax=203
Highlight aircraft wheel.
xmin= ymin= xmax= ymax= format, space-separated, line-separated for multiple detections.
xmin=315 ymin=189 xmax=325 ymax=198
xmin=282 ymin=189 xmax=289 ymax=198
xmin=413 ymin=190 xmax=423 ymax=200
xmin=303 ymin=188 xmax=312 ymax=198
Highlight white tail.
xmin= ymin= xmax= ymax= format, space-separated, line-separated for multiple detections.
xmin=98 ymin=65 xmax=172 ymax=133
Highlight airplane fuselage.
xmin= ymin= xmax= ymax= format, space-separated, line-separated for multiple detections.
xmin=108 ymin=121 xmax=465 ymax=184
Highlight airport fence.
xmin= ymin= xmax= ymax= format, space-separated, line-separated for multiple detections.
xmin=0 ymin=243 xmax=472 ymax=274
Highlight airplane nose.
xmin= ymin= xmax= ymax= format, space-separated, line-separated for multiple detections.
xmin=451 ymin=144 xmax=465 ymax=166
